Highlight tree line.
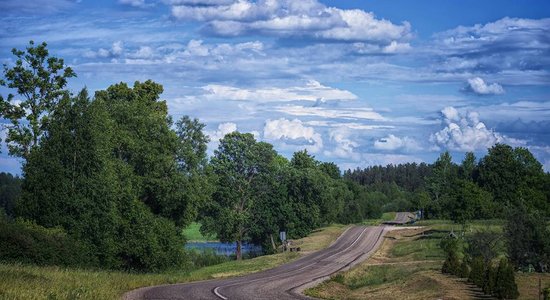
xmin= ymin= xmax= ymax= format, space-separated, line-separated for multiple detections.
xmin=0 ymin=41 xmax=384 ymax=271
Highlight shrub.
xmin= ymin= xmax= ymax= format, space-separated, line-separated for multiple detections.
xmin=483 ymin=263 xmax=497 ymax=295
xmin=0 ymin=218 xmax=92 ymax=267
xmin=442 ymin=250 xmax=461 ymax=275
xmin=459 ymin=260 xmax=470 ymax=278
xmin=494 ymin=258 xmax=518 ymax=299
xmin=468 ymin=256 xmax=485 ymax=287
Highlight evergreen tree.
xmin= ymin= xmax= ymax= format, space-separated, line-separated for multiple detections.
xmin=494 ymin=258 xmax=519 ymax=299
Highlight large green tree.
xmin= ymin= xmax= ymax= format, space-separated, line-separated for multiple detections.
xmin=0 ymin=41 xmax=76 ymax=159
xmin=205 ymin=132 xmax=276 ymax=260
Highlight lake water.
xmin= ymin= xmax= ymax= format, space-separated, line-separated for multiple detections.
xmin=185 ymin=242 xmax=263 ymax=256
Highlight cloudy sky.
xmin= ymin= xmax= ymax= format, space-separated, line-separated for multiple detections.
xmin=1 ymin=0 xmax=550 ymax=174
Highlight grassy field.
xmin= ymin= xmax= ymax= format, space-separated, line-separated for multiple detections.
xmin=306 ymin=220 xmax=549 ymax=300
xmin=181 ymin=222 xmax=217 ymax=242
xmin=0 ymin=224 xmax=348 ymax=300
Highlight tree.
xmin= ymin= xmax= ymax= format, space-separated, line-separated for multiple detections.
xmin=426 ymin=151 xmax=457 ymax=218
xmin=0 ymin=172 xmax=22 ymax=218
xmin=505 ymin=203 xmax=550 ymax=272
xmin=478 ymin=144 xmax=545 ymax=214
xmin=469 ymin=256 xmax=486 ymax=287
xmin=290 ymin=149 xmax=317 ymax=170
xmin=175 ymin=116 xmax=209 ymax=173
xmin=494 ymin=258 xmax=519 ymax=299
xmin=205 ymin=132 xmax=276 ymax=260
xmin=0 ymin=41 xmax=76 ymax=159
xmin=459 ymin=152 xmax=476 ymax=181
xmin=175 ymin=116 xmax=213 ymax=227
xmin=17 ymin=83 xmax=189 ymax=271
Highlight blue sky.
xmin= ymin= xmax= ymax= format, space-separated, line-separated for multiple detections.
xmin=1 ymin=0 xmax=550 ymax=174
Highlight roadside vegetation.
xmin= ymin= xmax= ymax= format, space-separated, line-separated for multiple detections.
xmin=0 ymin=224 xmax=347 ymax=299
xmin=307 ymin=221 xmax=550 ymax=300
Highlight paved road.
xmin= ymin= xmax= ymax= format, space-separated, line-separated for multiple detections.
xmin=125 ymin=214 xmax=409 ymax=300
xmin=382 ymin=211 xmax=416 ymax=225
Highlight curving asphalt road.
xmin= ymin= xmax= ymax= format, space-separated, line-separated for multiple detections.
xmin=125 ymin=212 xmax=411 ymax=300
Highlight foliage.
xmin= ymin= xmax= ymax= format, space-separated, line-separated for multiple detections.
xmin=0 ymin=217 xmax=91 ymax=267
xmin=495 ymin=258 xmax=519 ymax=299
xmin=468 ymin=256 xmax=485 ymax=286
xmin=0 ymin=172 xmax=21 ymax=218
xmin=505 ymin=203 xmax=550 ymax=272
xmin=16 ymin=82 xmax=192 ymax=271
xmin=0 ymin=41 xmax=76 ymax=159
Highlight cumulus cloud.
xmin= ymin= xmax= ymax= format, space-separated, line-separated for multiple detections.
xmin=263 ymin=118 xmax=323 ymax=153
xmin=208 ymin=122 xmax=237 ymax=142
xmin=84 ymin=41 xmax=124 ymax=59
xmin=201 ymin=80 xmax=357 ymax=102
xmin=169 ymin=0 xmax=412 ymax=44
xmin=466 ymin=77 xmax=504 ymax=95
xmin=374 ymin=134 xmax=421 ymax=152
xmin=430 ymin=106 xmax=524 ymax=152
xmin=323 ymin=127 xmax=360 ymax=160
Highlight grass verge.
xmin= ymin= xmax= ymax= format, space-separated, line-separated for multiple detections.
xmin=0 ymin=224 xmax=348 ymax=300
xmin=306 ymin=220 xmax=549 ymax=300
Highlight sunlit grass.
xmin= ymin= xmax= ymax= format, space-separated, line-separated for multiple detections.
xmin=181 ymin=222 xmax=217 ymax=242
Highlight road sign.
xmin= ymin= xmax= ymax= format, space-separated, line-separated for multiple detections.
xmin=279 ymin=231 xmax=286 ymax=242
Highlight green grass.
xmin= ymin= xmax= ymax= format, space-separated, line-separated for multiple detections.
xmin=182 ymin=222 xmax=217 ymax=242
xmin=390 ymin=234 xmax=445 ymax=261
xmin=335 ymin=263 xmax=440 ymax=290
xmin=0 ymin=224 xmax=348 ymax=300
xmin=415 ymin=219 xmax=504 ymax=233
xmin=362 ymin=212 xmax=397 ymax=226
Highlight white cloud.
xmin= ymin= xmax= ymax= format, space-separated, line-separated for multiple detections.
xmin=263 ymin=118 xmax=323 ymax=153
xmin=467 ymin=77 xmax=504 ymax=95
xmin=430 ymin=106 xmax=524 ymax=152
xmin=170 ymin=0 xmax=411 ymax=44
xmin=84 ymin=41 xmax=124 ymax=58
xmin=374 ymin=134 xmax=422 ymax=152
xmin=130 ymin=46 xmax=154 ymax=59
xmin=323 ymin=127 xmax=360 ymax=160
xmin=209 ymin=122 xmax=237 ymax=142
xmin=201 ymin=80 xmax=357 ymax=102
xmin=274 ymin=105 xmax=385 ymax=121
xmin=119 ymin=0 xmax=147 ymax=7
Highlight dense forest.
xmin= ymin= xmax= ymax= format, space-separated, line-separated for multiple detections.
xmin=1 ymin=41 xmax=549 ymax=273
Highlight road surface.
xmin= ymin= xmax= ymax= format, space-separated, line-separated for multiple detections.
xmin=382 ymin=211 xmax=416 ymax=225
xmin=125 ymin=212 xmax=411 ymax=300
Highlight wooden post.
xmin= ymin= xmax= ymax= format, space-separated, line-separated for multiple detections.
xmin=539 ymin=277 xmax=542 ymax=300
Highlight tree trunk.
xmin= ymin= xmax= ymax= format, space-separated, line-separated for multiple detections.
xmin=270 ymin=234 xmax=277 ymax=252
xmin=236 ymin=240 xmax=242 ymax=260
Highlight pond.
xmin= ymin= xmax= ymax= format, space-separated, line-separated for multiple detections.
xmin=185 ymin=242 xmax=263 ymax=256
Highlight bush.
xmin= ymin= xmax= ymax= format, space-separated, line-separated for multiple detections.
xmin=442 ymin=250 xmax=461 ymax=275
xmin=0 ymin=218 xmax=92 ymax=267
xmin=468 ymin=256 xmax=485 ymax=287
xmin=483 ymin=263 xmax=497 ymax=296
xmin=494 ymin=258 xmax=518 ymax=299
xmin=459 ymin=260 xmax=470 ymax=278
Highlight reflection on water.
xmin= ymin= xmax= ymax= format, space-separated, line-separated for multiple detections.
xmin=185 ymin=242 xmax=263 ymax=256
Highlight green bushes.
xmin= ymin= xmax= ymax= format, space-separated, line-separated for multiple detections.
xmin=440 ymin=235 xmax=518 ymax=299
xmin=0 ymin=217 xmax=91 ymax=267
